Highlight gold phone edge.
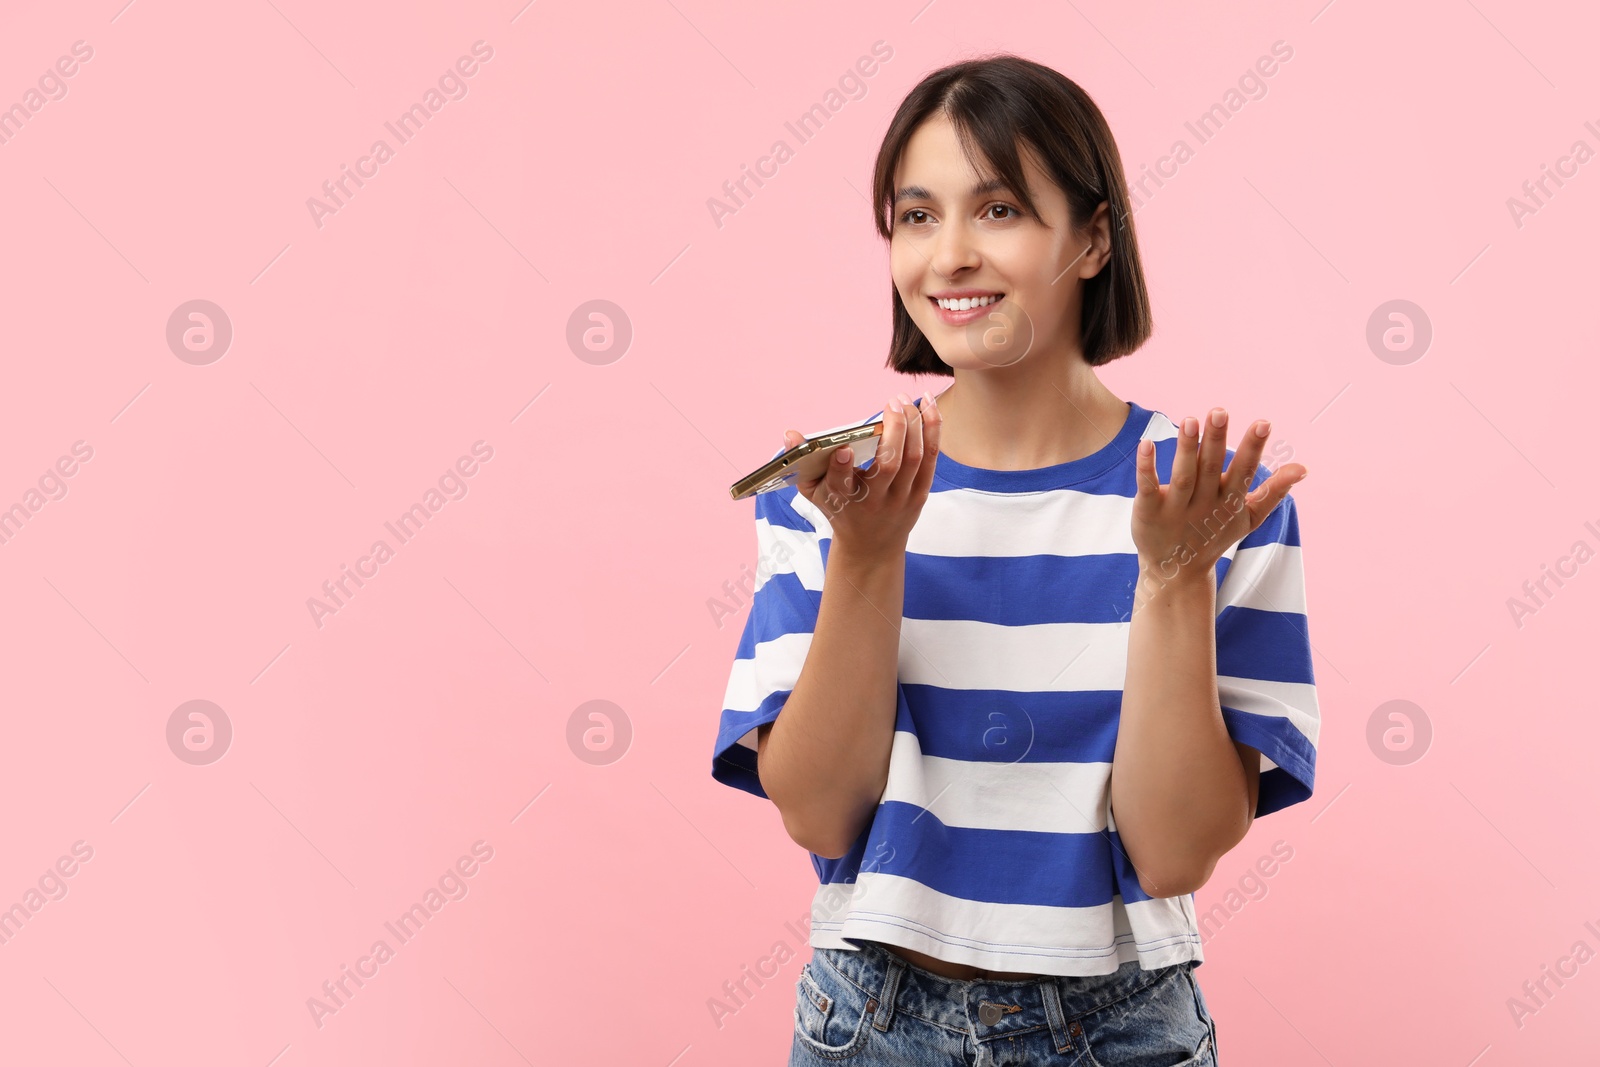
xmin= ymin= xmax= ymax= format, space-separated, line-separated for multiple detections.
xmin=727 ymin=423 xmax=883 ymax=501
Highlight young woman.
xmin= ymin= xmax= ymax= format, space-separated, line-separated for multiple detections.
xmin=713 ymin=54 xmax=1319 ymax=1066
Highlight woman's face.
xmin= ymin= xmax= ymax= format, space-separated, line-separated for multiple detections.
xmin=889 ymin=113 xmax=1109 ymax=370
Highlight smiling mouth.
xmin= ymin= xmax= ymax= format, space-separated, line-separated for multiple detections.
xmin=930 ymin=293 xmax=1004 ymax=311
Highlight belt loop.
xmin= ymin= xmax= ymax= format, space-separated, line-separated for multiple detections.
xmin=1040 ymin=976 xmax=1074 ymax=1054
xmin=870 ymin=951 xmax=906 ymax=1032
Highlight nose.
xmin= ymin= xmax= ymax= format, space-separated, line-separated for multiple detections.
xmin=930 ymin=218 xmax=981 ymax=280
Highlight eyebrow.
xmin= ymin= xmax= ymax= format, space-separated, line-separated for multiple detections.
xmin=893 ymin=177 xmax=1014 ymax=205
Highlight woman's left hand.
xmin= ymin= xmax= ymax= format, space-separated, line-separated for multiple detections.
xmin=1131 ymin=407 xmax=1307 ymax=583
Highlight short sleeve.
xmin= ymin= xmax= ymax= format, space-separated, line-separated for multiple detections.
xmin=1214 ymin=472 xmax=1319 ymax=818
xmin=711 ymin=471 xmax=829 ymax=800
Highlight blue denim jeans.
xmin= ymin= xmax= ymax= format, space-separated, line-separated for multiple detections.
xmin=791 ymin=940 xmax=1218 ymax=1066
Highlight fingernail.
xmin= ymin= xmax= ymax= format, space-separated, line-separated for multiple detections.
xmin=1255 ymin=421 xmax=1270 ymax=438
xmin=897 ymin=392 xmax=912 ymax=405
xmin=889 ymin=396 xmax=903 ymax=413
xmin=1211 ymin=408 xmax=1227 ymax=427
xmin=1182 ymin=417 xmax=1197 ymax=437
xmin=836 ymin=448 xmax=851 ymax=463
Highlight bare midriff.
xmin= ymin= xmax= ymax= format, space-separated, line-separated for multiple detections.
xmin=872 ymin=941 xmax=1045 ymax=982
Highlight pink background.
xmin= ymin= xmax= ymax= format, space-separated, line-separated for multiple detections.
xmin=1 ymin=0 xmax=1595 ymax=1063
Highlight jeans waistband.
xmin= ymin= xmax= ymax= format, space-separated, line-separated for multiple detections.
xmin=815 ymin=940 xmax=1184 ymax=1049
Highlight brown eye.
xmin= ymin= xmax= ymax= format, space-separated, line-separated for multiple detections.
xmin=898 ymin=209 xmax=930 ymax=226
xmin=987 ymin=204 xmax=1019 ymax=220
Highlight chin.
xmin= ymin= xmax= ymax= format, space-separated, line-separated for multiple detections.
xmin=928 ymin=348 xmax=1002 ymax=372
xmin=914 ymin=306 xmax=1038 ymax=371
xmin=920 ymin=330 xmax=1033 ymax=371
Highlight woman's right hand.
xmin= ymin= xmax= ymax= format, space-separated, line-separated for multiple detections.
xmin=782 ymin=390 xmax=943 ymax=562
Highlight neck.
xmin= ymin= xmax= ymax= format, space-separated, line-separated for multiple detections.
xmin=932 ymin=359 xmax=1127 ymax=471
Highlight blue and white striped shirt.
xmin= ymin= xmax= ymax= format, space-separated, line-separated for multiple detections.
xmin=712 ymin=398 xmax=1318 ymax=976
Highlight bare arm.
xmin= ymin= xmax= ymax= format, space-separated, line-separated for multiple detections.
xmin=1114 ymin=408 xmax=1304 ymax=895
xmin=755 ymin=544 xmax=905 ymax=859
xmin=755 ymin=391 xmax=944 ymax=859
xmin=1114 ymin=563 xmax=1257 ymax=896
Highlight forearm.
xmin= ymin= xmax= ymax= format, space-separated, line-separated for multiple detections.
xmin=1111 ymin=562 xmax=1251 ymax=896
xmin=759 ymin=543 xmax=904 ymax=859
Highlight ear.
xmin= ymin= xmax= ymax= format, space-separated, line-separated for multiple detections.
xmin=1080 ymin=200 xmax=1114 ymax=279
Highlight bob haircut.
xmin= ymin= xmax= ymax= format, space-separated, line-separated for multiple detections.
xmin=872 ymin=54 xmax=1152 ymax=374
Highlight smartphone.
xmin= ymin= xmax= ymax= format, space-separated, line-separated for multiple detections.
xmin=729 ymin=417 xmax=885 ymax=501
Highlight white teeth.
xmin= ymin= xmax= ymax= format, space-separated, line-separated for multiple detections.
xmin=936 ymin=294 xmax=1000 ymax=311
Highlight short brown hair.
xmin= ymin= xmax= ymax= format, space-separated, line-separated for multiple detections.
xmin=872 ymin=54 xmax=1152 ymax=374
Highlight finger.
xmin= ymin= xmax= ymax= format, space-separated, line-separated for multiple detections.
xmin=1169 ymin=414 xmax=1199 ymax=507
xmin=907 ymin=389 xmax=943 ymax=501
xmin=868 ymin=395 xmax=906 ymax=491
xmin=1133 ymin=437 xmax=1161 ymax=511
xmin=1194 ymin=407 xmax=1228 ymax=505
xmin=1222 ymin=418 xmax=1270 ymax=514
xmin=1243 ymin=464 xmax=1307 ymax=531
xmin=892 ymin=391 xmax=924 ymax=501
xmin=816 ymin=436 xmax=862 ymax=517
